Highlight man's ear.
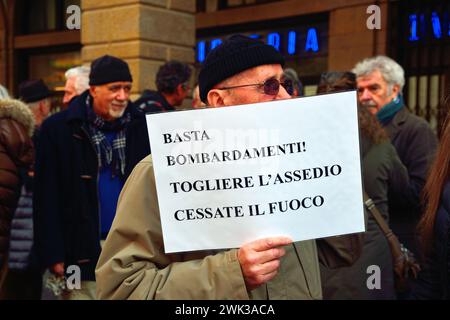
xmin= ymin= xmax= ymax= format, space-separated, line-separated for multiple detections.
xmin=38 ymin=99 xmax=49 ymax=114
xmin=176 ymin=84 xmax=185 ymax=97
xmin=207 ymin=89 xmax=226 ymax=107
xmin=89 ymin=86 xmax=97 ymax=98
xmin=391 ymin=84 xmax=401 ymax=97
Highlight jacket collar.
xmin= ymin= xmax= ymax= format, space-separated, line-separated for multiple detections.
xmin=139 ymin=90 xmax=174 ymax=111
xmin=66 ymin=90 xmax=90 ymax=124
xmin=382 ymin=105 xmax=409 ymax=140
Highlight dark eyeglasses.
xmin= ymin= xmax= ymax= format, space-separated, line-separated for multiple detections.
xmin=218 ymin=78 xmax=294 ymax=96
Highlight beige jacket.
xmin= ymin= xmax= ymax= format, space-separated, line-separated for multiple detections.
xmin=96 ymin=155 xmax=323 ymax=300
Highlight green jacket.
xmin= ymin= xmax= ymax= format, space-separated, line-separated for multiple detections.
xmin=96 ymin=156 xmax=342 ymax=300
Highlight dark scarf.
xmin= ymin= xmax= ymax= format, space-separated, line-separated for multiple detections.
xmin=376 ymin=94 xmax=404 ymax=125
xmin=85 ymin=96 xmax=131 ymax=177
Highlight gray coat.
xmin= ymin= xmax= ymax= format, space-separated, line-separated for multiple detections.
xmin=384 ymin=107 xmax=438 ymax=253
xmin=320 ymin=136 xmax=409 ymax=299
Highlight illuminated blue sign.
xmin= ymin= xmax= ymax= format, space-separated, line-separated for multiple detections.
xmin=210 ymin=39 xmax=223 ymax=50
xmin=305 ymin=28 xmax=319 ymax=52
xmin=197 ymin=41 xmax=206 ymax=63
xmin=431 ymin=12 xmax=442 ymax=39
xmin=267 ymin=33 xmax=281 ymax=51
xmin=408 ymin=11 xmax=449 ymax=42
xmin=196 ymin=27 xmax=324 ymax=63
xmin=288 ymin=31 xmax=296 ymax=55
xmin=409 ymin=14 xmax=419 ymax=41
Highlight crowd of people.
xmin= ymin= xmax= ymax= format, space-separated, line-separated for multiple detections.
xmin=0 ymin=34 xmax=448 ymax=300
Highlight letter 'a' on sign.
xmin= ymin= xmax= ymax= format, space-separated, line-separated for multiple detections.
xmin=305 ymin=28 xmax=319 ymax=52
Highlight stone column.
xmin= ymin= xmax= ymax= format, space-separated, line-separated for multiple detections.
xmin=81 ymin=0 xmax=196 ymax=101
xmin=328 ymin=2 xmax=389 ymax=71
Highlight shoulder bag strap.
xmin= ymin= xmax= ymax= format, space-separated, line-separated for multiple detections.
xmin=363 ymin=192 xmax=404 ymax=259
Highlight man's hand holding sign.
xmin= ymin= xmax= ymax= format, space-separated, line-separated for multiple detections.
xmin=238 ymin=237 xmax=292 ymax=291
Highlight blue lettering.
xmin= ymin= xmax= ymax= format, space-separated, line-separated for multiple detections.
xmin=305 ymin=28 xmax=319 ymax=52
xmin=197 ymin=41 xmax=206 ymax=62
xmin=267 ymin=32 xmax=281 ymax=51
xmin=431 ymin=12 xmax=442 ymax=39
xmin=210 ymin=38 xmax=223 ymax=49
xmin=288 ymin=31 xmax=296 ymax=55
xmin=409 ymin=14 xmax=419 ymax=41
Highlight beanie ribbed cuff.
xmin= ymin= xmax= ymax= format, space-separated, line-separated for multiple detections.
xmin=89 ymin=55 xmax=133 ymax=86
xmin=199 ymin=36 xmax=285 ymax=103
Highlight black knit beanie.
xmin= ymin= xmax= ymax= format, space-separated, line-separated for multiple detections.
xmin=89 ymin=55 xmax=133 ymax=86
xmin=198 ymin=34 xmax=285 ymax=103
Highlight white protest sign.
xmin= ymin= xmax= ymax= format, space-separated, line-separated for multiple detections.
xmin=146 ymin=91 xmax=365 ymax=253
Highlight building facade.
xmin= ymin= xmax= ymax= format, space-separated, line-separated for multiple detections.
xmin=0 ymin=0 xmax=196 ymax=104
xmin=1 ymin=0 xmax=449 ymax=132
xmin=196 ymin=0 xmax=450 ymax=134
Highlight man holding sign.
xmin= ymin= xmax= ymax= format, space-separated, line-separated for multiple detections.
xmin=96 ymin=35 xmax=360 ymax=300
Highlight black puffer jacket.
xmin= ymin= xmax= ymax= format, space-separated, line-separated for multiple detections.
xmin=0 ymin=99 xmax=34 ymax=269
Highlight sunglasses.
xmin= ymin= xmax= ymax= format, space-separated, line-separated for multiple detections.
xmin=218 ymin=78 xmax=294 ymax=96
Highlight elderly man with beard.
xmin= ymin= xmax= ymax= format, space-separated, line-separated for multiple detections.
xmin=33 ymin=55 xmax=141 ymax=300
xmin=353 ymin=56 xmax=438 ymax=257
xmin=95 ymin=35 xmax=363 ymax=300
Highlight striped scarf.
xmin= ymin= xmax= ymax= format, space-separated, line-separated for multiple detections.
xmin=86 ymin=96 xmax=131 ymax=177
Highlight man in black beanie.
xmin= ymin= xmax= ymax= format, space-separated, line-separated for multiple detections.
xmin=96 ymin=35 xmax=353 ymax=300
xmin=198 ymin=34 xmax=291 ymax=106
xmin=33 ymin=55 xmax=142 ymax=300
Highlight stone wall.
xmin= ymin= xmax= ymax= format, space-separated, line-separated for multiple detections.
xmin=81 ymin=0 xmax=196 ymax=100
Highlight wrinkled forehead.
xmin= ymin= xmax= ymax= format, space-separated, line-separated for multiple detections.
xmin=356 ymin=69 xmax=388 ymax=86
xmin=92 ymin=81 xmax=132 ymax=89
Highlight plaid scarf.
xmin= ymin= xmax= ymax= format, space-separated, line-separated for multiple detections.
xmin=86 ymin=96 xmax=131 ymax=177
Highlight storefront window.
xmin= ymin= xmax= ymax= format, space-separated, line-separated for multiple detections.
xmin=15 ymin=0 xmax=80 ymax=35
xmin=29 ymin=51 xmax=82 ymax=112
xmin=390 ymin=0 xmax=450 ymax=135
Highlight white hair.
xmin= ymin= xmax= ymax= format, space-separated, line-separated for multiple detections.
xmin=352 ymin=55 xmax=405 ymax=93
xmin=0 ymin=85 xmax=10 ymax=99
xmin=65 ymin=66 xmax=91 ymax=94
